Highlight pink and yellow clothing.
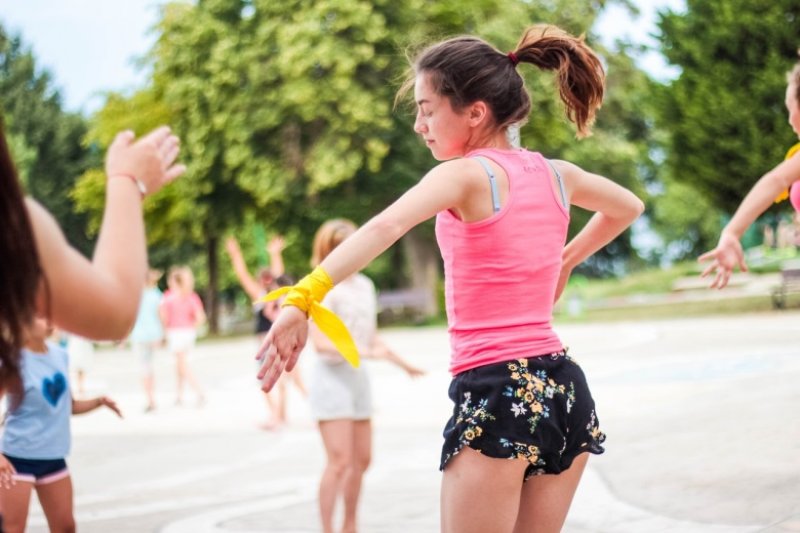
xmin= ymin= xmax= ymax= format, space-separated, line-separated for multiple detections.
xmin=436 ymin=148 xmax=567 ymax=375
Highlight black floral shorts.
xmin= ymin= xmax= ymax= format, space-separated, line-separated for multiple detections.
xmin=440 ymin=351 xmax=605 ymax=480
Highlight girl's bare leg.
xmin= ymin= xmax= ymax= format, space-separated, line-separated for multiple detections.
xmin=341 ymin=419 xmax=371 ymax=533
xmin=318 ymin=419 xmax=354 ymax=533
xmin=0 ymin=478 xmax=34 ymax=533
xmin=36 ymin=475 xmax=76 ymax=533
xmin=512 ymin=453 xmax=588 ymax=533
xmin=440 ymin=447 xmax=528 ymax=533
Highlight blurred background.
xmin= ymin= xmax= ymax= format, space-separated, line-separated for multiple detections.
xmin=3 ymin=0 xmax=800 ymax=331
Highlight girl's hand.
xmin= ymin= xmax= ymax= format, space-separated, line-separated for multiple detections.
xmin=256 ymin=306 xmax=309 ymax=392
xmin=0 ymin=455 xmax=16 ymax=489
xmin=267 ymin=235 xmax=285 ymax=256
xmin=699 ymin=232 xmax=748 ymax=289
xmin=105 ymin=126 xmax=186 ymax=197
xmin=403 ymin=363 xmax=426 ymax=378
xmin=101 ymin=396 xmax=124 ymax=418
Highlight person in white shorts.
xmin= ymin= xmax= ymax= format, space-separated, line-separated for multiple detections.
xmin=306 ymin=219 xmax=425 ymax=533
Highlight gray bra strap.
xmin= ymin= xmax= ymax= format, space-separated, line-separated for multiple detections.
xmin=546 ymin=159 xmax=568 ymax=209
xmin=473 ymin=157 xmax=501 ymax=213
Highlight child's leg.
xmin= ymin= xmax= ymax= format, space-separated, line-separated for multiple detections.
xmin=341 ymin=419 xmax=371 ymax=533
xmin=440 ymin=447 xmax=528 ymax=533
xmin=141 ymin=343 xmax=156 ymax=410
xmin=175 ymin=350 xmax=186 ymax=404
xmin=318 ymin=419 xmax=354 ymax=533
xmin=36 ymin=475 xmax=75 ymax=533
xmin=177 ymin=350 xmax=205 ymax=403
xmin=0 ymin=478 xmax=34 ymax=533
xmin=512 ymin=453 xmax=588 ymax=533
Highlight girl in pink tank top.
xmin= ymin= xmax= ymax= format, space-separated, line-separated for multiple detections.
xmin=260 ymin=24 xmax=643 ymax=532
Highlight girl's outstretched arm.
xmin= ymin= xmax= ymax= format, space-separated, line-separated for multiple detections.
xmin=258 ymin=158 xmax=478 ymax=391
xmin=224 ymin=237 xmax=263 ymax=301
xmin=553 ymin=160 xmax=645 ymax=302
xmin=699 ymin=154 xmax=800 ymax=289
xmin=72 ymin=395 xmax=123 ymax=418
xmin=30 ymin=127 xmax=185 ymax=340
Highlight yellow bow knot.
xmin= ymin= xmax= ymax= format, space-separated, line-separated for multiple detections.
xmin=261 ymin=267 xmax=360 ymax=368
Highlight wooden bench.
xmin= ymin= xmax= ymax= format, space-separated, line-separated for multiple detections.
xmin=771 ymin=266 xmax=800 ymax=309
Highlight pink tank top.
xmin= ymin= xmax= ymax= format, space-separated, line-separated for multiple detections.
xmin=435 ymin=148 xmax=568 ymax=375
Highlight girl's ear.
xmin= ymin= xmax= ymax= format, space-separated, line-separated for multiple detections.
xmin=467 ymin=101 xmax=490 ymax=127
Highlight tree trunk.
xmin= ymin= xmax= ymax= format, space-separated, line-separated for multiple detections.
xmin=400 ymin=229 xmax=440 ymax=317
xmin=206 ymin=235 xmax=219 ymax=334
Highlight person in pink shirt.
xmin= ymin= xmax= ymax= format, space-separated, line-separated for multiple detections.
xmin=258 ymin=24 xmax=643 ymax=533
xmin=160 ymin=266 xmax=206 ymax=407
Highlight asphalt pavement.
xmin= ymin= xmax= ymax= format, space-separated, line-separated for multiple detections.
xmin=20 ymin=311 xmax=800 ymax=532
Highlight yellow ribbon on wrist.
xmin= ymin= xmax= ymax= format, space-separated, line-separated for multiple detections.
xmin=261 ymin=266 xmax=360 ymax=368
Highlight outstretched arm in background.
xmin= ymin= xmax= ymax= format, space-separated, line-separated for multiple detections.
xmin=699 ymin=154 xmax=800 ymax=289
xmin=30 ymin=127 xmax=185 ymax=340
xmin=72 ymin=395 xmax=123 ymax=418
xmin=552 ymin=160 xmax=645 ymax=302
xmin=369 ymin=336 xmax=425 ymax=378
xmin=224 ymin=237 xmax=263 ymax=302
xmin=267 ymin=235 xmax=286 ymax=278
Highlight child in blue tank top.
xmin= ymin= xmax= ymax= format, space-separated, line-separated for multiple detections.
xmin=0 ymin=317 xmax=123 ymax=532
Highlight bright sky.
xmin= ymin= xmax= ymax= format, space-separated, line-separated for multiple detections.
xmin=0 ymin=0 xmax=684 ymax=115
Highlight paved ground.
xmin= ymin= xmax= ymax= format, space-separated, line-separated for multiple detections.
xmin=20 ymin=311 xmax=800 ymax=532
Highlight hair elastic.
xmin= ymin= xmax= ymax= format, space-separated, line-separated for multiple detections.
xmin=507 ymin=51 xmax=520 ymax=66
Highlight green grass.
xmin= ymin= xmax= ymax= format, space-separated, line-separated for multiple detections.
xmin=567 ymin=261 xmax=700 ymax=300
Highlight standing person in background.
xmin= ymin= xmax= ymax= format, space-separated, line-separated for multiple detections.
xmin=129 ymin=268 xmax=165 ymax=413
xmin=259 ymin=24 xmax=644 ymax=532
xmin=160 ymin=266 xmax=206 ymax=407
xmin=0 ymin=122 xmax=184 ymax=529
xmin=225 ymin=235 xmax=306 ymax=429
xmin=701 ymin=51 xmax=800 ymax=287
xmin=65 ymin=335 xmax=94 ymax=397
xmin=307 ymin=219 xmax=425 ymax=533
xmin=0 ymin=317 xmax=123 ymax=533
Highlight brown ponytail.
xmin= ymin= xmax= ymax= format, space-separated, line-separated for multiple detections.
xmin=399 ymin=24 xmax=605 ymax=138
xmin=512 ymin=24 xmax=604 ymax=137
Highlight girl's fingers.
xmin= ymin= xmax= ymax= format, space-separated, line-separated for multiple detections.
xmin=164 ymin=164 xmax=187 ymax=183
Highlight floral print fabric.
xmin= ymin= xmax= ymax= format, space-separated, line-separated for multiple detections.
xmin=440 ymin=351 xmax=605 ymax=479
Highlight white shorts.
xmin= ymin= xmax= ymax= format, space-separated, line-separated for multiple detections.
xmin=309 ymin=359 xmax=372 ymax=421
xmin=167 ymin=328 xmax=197 ymax=354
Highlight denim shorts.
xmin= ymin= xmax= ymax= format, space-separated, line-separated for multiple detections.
xmin=440 ymin=351 xmax=605 ymax=480
xmin=4 ymin=455 xmax=69 ymax=485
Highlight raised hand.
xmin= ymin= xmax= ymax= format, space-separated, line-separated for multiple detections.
xmin=105 ymin=126 xmax=186 ymax=196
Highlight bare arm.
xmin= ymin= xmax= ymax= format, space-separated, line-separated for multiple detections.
xmin=267 ymin=236 xmax=286 ymax=278
xmin=72 ymin=395 xmax=123 ymax=417
xmin=553 ymin=160 xmax=645 ymax=302
xmin=224 ymin=237 xmax=263 ymax=301
xmin=258 ymin=159 xmax=476 ymax=391
xmin=30 ymin=127 xmax=185 ymax=340
xmin=699 ymin=154 xmax=800 ymax=288
xmin=369 ymin=336 xmax=425 ymax=377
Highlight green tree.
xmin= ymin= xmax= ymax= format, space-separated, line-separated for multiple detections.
xmin=655 ymin=0 xmax=800 ymax=255
xmin=0 ymin=25 xmax=94 ymax=254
